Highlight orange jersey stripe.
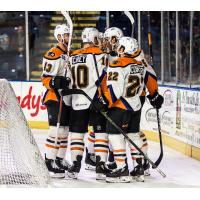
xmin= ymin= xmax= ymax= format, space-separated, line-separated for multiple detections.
xmin=140 ymin=90 xmax=146 ymax=97
xmin=112 ymin=99 xmax=127 ymax=110
xmin=71 ymin=46 xmax=103 ymax=56
xmin=44 ymin=46 xmax=65 ymax=60
xmin=146 ymin=75 xmax=158 ymax=96
xmin=41 ymin=76 xmax=52 ymax=90
xmin=101 ymin=74 xmax=114 ymax=108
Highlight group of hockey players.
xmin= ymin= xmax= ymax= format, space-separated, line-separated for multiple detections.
xmin=41 ymin=23 xmax=164 ymax=183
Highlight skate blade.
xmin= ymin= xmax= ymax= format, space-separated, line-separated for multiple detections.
xmin=85 ymin=164 xmax=95 ymax=171
xmin=144 ymin=169 xmax=151 ymax=176
xmin=49 ymin=172 xmax=65 ymax=179
xmin=135 ymin=175 xmax=145 ymax=182
xmin=106 ymin=176 xmax=130 ymax=183
xmin=96 ymin=173 xmax=106 ymax=180
xmin=66 ymin=172 xmax=78 ymax=179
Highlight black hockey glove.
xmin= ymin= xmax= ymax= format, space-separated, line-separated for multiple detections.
xmin=50 ymin=76 xmax=71 ymax=89
xmin=90 ymin=100 xmax=108 ymax=113
xmin=147 ymin=91 xmax=164 ymax=109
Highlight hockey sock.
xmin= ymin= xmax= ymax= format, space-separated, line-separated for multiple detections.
xmin=127 ymin=132 xmax=144 ymax=165
xmin=45 ymin=126 xmax=59 ymax=160
xmin=57 ymin=126 xmax=69 ymax=159
xmin=109 ymin=134 xmax=127 ymax=169
xmin=94 ymin=132 xmax=109 ymax=163
xmin=139 ymin=131 xmax=148 ymax=154
xmin=87 ymin=125 xmax=95 ymax=154
xmin=70 ymin=132 xmax=85 ymax=162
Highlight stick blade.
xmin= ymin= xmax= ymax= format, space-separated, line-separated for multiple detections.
xmin=124 ymin=11 xmax=135 ymax=24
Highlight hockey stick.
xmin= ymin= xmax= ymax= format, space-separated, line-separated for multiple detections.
xmin=154 ymin=109 xmax=163 ymax=167
xmin=124 ymin=11 xmax=135 ymax=37
xmin=62 ymin=88 xmax=166 ymax=178
xmin=54 ymin=11 xmax=73 ymax=148
xmin=61 ymin=11 xmax=73 ymax=60
xmin=147 ymin=31 xmax=164 ymax=168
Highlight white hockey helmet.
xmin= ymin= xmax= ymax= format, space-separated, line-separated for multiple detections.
xmin=99 ymin=32 xmax=104 ymax=39
xmin=104 ymin=27 xmax=123 ymax=42
xmin=81 ymin=27 xmax=99 ymax=45
xmin=54 ymin=24 xmax=70 ymax=42
xmin=117 ymin=37 xmax=139 ymax=55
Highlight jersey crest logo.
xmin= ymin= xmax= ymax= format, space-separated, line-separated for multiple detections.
xmin=48 ymin=52 xmax=55 ymax=57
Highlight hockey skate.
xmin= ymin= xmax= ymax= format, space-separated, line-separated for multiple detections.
xmin=96 ymin=156 xmax=112 ymax=180
xmin=55 ymin=157 xmax=71 ymax=171
xmin=106 ymin=161 xmax=117 ymax=170
xmin=143 ymin=159 xmax=151 ymax=176
xmin=45 ymin=156 xmax=65 ymax=178
xmin=67 ymin=155 xmax=82 ymax=179
xmin=130 ymin=158 xmax=145 ymax=182
xmin=106 ymin=165 xmax=130 ymax=183
xmin=96 ymin=162 xmax=112 ymax=180
xmin=85 ymin=151 xmax=96 ymax=171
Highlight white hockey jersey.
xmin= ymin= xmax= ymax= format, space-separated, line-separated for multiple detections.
xmin=106 ymin=56 xmax=158 ymax=111
xmin=69 ymin=46 xmax=105 ymax=110
xmin=41 ymin=46 xmax=71 ymax=105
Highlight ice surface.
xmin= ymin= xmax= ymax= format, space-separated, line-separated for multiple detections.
xmin=32 ymin=129 xmax=200 ymax=188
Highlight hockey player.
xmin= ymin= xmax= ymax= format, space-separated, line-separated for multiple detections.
xmin=66 ymin=27 xmax=110 ymax=179
xmin=103 ymin=27 xmax=124 ymax=169
xmin=41 ymin=24 xmax=71 ymax=178
xmin=105 ymin=37 xmax=163 ymax=183
xmin=129 ymin=38 xmax=152 ymax=177
xmin=85 ymin=27 xmax=124 ymax=173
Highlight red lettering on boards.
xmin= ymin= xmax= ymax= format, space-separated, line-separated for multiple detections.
xmin=17 ymin=86 xmax=46 ymax=117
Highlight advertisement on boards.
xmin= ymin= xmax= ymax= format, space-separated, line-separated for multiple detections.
xmin=11 ymin=81 xmax=48 ymax=122
xmin=141 ymin=86 xmax=200 ymax=148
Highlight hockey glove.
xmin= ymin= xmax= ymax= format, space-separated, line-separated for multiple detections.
xmin=50 ymin=76 xmax=71 ymax=89
xmin=90 ymin=100 xmax=108 ymax=113
xmin=147 ymin=91 xmax=164 ymax=109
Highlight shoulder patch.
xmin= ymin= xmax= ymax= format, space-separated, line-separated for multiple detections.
xmin=44 ymin=47 xmax=62 ymax=60
xmin=48 ymin=52 xmax=55 ymax=57
xmin=112 ymin=60 xmax=119 ymax=65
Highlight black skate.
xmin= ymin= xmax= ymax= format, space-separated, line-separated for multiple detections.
xmin=130 ymin=158 xmax=145 ymax=182
xmin=106 ymin=165 xmax=130 ymax=183
xmin=55 ymin=157 xmax=70 ymax=171
xmin=67 ymin=155 xmax=82 ymax=179
xmin=45 ymin=156 xmax=65 ymax=178
xmin=106 ymin=161 xmax=117 ymax=170
xmin=96 ymin=162 xmax=112 ymax=180
xmin=143 ymin=159 xmax=150 ymax=176
xmin=96 ymin=156 xmax=112 ymax=180
xmin=85 ymin=149 xmax=96 ymax=171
